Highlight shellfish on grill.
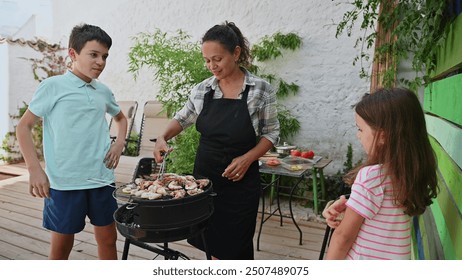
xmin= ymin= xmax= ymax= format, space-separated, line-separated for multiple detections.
xmin=124 ymin=174 xmax=210 ymax=200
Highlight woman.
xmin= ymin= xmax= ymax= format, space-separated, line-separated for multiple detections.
xmin=153 ymin=21 xmax=279 ymax=259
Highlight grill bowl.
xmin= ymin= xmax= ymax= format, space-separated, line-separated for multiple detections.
xmin=113 ymin=180 xmax=215 ymax=243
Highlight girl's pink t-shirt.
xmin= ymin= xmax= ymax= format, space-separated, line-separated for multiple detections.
xmin=346 ymin=164 xmax=411 ymax=260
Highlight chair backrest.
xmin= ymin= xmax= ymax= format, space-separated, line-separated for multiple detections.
xmin=137 ymin=101 xmax=170 ymax=157
xmin=109 ymin=101 xmax=138 ymax=146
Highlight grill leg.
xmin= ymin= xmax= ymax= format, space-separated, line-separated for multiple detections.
xmin=122 ymin=238 xmax=131 ymax=260
xmin=201 ymin=231 xmax=212 ymax=260
xmin=163 ymin=242 xmax=169 ymax=260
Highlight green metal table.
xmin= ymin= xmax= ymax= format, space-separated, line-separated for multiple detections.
xmin=257 ymin=158 xmax=332 ymax=249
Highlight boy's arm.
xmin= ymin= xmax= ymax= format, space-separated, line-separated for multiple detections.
xmin=104 ymin=111 xmax=127 ymax=169
xmin=325 ymin=207 xmax=364 ymax=259
xmin=16 ymin=110 xmax=50 ymax=198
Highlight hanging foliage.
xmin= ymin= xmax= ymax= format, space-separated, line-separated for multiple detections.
xmin=334 ymin=0 xmax=453 ymax=91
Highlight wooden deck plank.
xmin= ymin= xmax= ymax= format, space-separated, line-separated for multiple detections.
xmin=0 ymin=169 xmax=327 ymax=260
xmin=0 ymin=239 xmax=48 ymax=260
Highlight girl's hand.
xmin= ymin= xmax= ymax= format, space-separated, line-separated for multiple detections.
xmin=322 ymin=195 xmax=348 ymax=228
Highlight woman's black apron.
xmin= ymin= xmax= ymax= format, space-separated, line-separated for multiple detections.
xmin=188 ymin=85 xmax=261 ymax=259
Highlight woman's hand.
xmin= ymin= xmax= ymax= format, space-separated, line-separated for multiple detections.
xmin=222 ymin=154 xmax=253 ymax=182
xmin=322 ymin=195 xmax=348 ymax=228
xmin=153 ymin=120 xmax=183 ymax=163
xmin=153 ymin=137 xmax=172 ymax=163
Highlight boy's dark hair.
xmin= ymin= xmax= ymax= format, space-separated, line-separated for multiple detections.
xmin=68 ymin=24 xmax=112 ymax=53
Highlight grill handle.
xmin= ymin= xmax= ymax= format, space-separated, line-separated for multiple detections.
xmin=126 ymin=203 xmax=138 ymax=210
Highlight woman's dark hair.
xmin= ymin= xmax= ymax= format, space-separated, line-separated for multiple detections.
xmin=344 ymin=88 xmax=438 ymax=216
xmin=68 ymin=24 xmax=112 ymax=53
xmin=202 ymin=21 xmax=251 ymax=68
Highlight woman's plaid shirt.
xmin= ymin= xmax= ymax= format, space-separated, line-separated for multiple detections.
xmin=174 ymin=68 xmax=280 ymax=144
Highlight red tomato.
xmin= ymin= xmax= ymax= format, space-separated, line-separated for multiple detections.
xmin=266 ymin=159 xmax=281 ymax=166
xmin=290 ymin=149 xmax=301 ymax=157
xmin=301 ymin=150 xmax=315 ymax=159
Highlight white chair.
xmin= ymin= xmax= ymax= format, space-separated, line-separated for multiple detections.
xmin=114 ymin=101 xmax=170 ymax=185
xmin=109 ymin=100 xmax=138 ymax=154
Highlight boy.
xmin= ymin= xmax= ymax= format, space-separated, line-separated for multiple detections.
xmin=16 ymin=24 xmax=127 ymax=260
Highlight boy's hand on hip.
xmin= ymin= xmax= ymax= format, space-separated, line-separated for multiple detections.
xmin=105 ymin=142 xmax=124 ymax=169
xmin=29 ymin=168 xmax=50 ymax=198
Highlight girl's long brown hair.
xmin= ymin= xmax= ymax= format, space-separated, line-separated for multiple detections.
xmin=344 ymin=88 xmax=438 ymax=216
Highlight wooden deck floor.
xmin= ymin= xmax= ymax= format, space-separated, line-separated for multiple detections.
xmin=0 ymin=164 xmax=327 ymax=260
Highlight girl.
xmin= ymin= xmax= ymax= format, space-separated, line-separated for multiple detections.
xmin=324 ymin=88 xmax=438 ymax=260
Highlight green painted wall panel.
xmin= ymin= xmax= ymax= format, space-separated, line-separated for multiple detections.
xmin=429 ymin=136 xmax=462 ymax=213
xmin=422 ymin=209 xmax=445 ymax=259
xmin=422 ymin=6 xmax=462 ymax=262
xmin=429 ymin=138 xmax=462 ymax=260
xmin=419 ymin=217 xmax=432 ymax=259
xmin=414 ymin=210 xmax=445 ymax=259
xmin=430 ymin=201 xmax=458 ymax=259
xmin=424 ymin=74 xmax=462 ymax=126
xmin=435 ymin=175 xmax=462 ymax=260
xmin=430 ymin=14 xmax=462 ymax=79
xmin=426 ymin=114 xmax=462 ymax=170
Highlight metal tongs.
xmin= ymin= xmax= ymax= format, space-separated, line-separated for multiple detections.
xmin=158 ymin=150 xmax=169 ymax=180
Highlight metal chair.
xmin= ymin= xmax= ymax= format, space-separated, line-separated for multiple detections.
xmin=319 ymin=225 xmax=334 ymax=259
xmin=109 ymin=101 xmax=138 ymax=154
xmin=114 ymin=101 xmax=170 ymax=185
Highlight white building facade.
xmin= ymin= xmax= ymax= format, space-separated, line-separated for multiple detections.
xmin=2 ymin=0 xmax=370 ymax=173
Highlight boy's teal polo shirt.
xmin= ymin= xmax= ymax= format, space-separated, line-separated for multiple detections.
xmin=28 ymin=71 xmax=121 ymax=190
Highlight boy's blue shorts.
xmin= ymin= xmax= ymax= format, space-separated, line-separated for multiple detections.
xmin=43 ymin=185 xmax=118 ymax=234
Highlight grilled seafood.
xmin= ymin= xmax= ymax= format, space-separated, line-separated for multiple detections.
xmin=167 ymin=180 xmax=183 ymax=190
xmin=123 ymin=174 xmax=209 ymax=200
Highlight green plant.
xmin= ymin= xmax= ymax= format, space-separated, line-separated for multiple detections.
xmin=250 ymin=32 xmax=302 ymax=140
xmin=334 ymin=0 xmax=452 ymax=90
xmin=166 ymin=127 xmax=200 ymax=175
xmin=277 ymin=105 xmax=301 ymax=141
xmin=124 ymin=131 xmax=140 ymax=156
xmin=323 ymin=143 xmax=363 ymax=208
xmin=129 ymin=30 xmax=210 ymax=116
xmin=128 ymin=29 xmax=303 ymax=174
xmin=0 ymin=102 xmax=43 ymax=163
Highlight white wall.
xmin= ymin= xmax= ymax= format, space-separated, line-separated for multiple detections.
xmin=8 ymin=44 xmax=41 ymax=122
xmin=0 ymin=43 xmax=9 ymax=163
xmin=47 ymin=0 xmax=370 ymax=174
xmin=0 ymin=41 xmax=41 ymax=163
